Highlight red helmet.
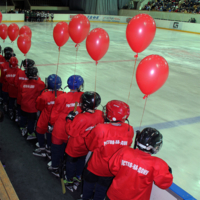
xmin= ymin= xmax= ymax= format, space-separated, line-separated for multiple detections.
xmin=9 ymin=57 xmax=18 ymax=68
xmin=106 ymin=100 xmax=130 ymax=122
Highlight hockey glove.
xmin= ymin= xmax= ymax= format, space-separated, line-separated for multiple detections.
xmin=66 ymin=111 xmax=78 ymax=121
xmin=48 ymin=124 xmax=54 ymax=133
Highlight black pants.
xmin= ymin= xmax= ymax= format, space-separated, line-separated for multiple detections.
xmin=2 ymin=91 xmax=8 ymax=104
xmin=51 ymin=143 xmax=67 ymax=168
xmin=0 ymin=83 xmax=2 ymax=99
xmin=36 ymin=132 xmax=51 ymax=148
xmin=82 ymin=169 xmax=113 ymax=200
xmin=65 ymin=154 xmax=86 ymax=180
xmin=8 ymin=97 xmax=16 ymax=110
xmin=20 ymin=110 xmax=37 ymax=133
xmin=105 ymin=197 xmax=110 ymax=200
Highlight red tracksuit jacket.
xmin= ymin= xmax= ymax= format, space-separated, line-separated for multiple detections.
xmin=107 ymin=147 xmax=173 ymax=200
xmin=85 ymin=123 xmax=134 ymax=177
xmin=20 ymin=79 xmax=45 ymax=113
xmin=1 ymin=62 xmax=10 ymax=92
xmin=0 ymin=55 xmax=5 ymax=63
xmin=65 ymin=110 xmax=105 ymax=158
xmin=50 ymin=91 xmax=84 ymax=141
xmin=14 ymin=69 xmax=28 ymax=105
xmin=5 ymin=67 xmax=20 ymax=98
xmin=36 ymin=90 xmax=64 ymax=134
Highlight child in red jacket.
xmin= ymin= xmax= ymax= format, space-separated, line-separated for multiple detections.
xmin=19 ymin=66 xmax=45 ymax=140
xmin=106 ymin=128 xmax=173 ymax=200
xmin=64 ymin=91 xmax=104 ymax=192
xmin=33 ymin=74 xmax=64 ymax=158
xmin=5 ymin=57 xmax=20 ymax=120
xmin=14 ymin=59 xmax=35 ymax=123
xmin=82 ymin=100 xmax=134 ymax=200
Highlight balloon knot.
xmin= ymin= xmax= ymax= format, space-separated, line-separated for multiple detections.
xmin=96 ymin=61 xmax=98 ymax=65
xmin=58 ymin=47 xmax=61 ymax=51
xmin=24 ymin=54 xmax=26 ymax=56
xmin=75 ymin=44 xmax=80 ymax=51
xmin=134 ymin=54 xmax=138 ymax=58
xmin=3 ymin=40 xmax=5 ymax=43
xmin=143 ymin=95 xmax=148 ymax=99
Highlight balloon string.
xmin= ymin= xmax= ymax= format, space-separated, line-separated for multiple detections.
xmin=74 ymin=44 xmax=80 ymax=75
xmin=127 ymin=53 xmax=138 ymax=104
xmin=56 ymin=47 xmax=61 ymax=76
xmin=95 ymin=61 xmax=98 ymax=92
xmin=139 ymin=97 xmax=148 ymax=131
xmin=12 ymin=42 xmax=14 ymax=57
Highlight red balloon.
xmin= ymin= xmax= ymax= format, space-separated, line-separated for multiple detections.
xmin=136 ymin=55 xmax=169 ymax=96
xmin=0 ymin=12 xmax=2 ymax=23
xmin=0 ymin=24 xmax=8 ymax=40
xmin=69 ymin=14 xmax=90 ymax=44
xmin=86 ymin=28 xmax=109 ymax=62
xmin=17 ymin=34 xmax=31 ymax=55
xmin=126 ymin=14 xmax=156 ymax=53
xmin=19 ymin=26 xmax=32 ymax=38
xmin=53 ymin=21 xmax=69 ymax=48
xmin=8 ymin=23 xmax=19 ymax=42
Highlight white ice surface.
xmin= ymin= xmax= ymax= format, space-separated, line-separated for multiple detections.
xmin=1 ymin=21 xmax=200 ymax=199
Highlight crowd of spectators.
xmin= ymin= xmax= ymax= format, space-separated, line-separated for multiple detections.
xmin=142 ymin=0 xmax=200 ymax=14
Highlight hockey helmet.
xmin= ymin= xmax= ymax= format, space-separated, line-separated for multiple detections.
xmin=4 ymin=51 xmax=13 ymax=61
xmin=136 ymin=127 xmax=163 ymax=154
xmin=22 ymin=59 xmax=35 ymax=69
xmin=47 ymin=74 xmax=62 ymax=90
xmin=4 ymin=47 xmax=13 ymax=54
xmin=104 ymin=100 xmax=130 ymax=123
xmin=9 ymin=57 xmax=18 ymax=68
xmin=67 ymin=75 xmax=84 ymax=90
xmin=26 ymin=66 xmax=38 ymax=79
xmin=80 ymin=91 xmax=101 ymax=111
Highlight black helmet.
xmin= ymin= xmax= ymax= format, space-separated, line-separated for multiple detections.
xmin=4 ymin=47 xmax=13 ymax=54
xmin=4 ymin=51 xmax=13 ymax=61
xmin=0 ymin=45 xmax=2 ymax=54
xmin=22 ymin=59 xmax=35 ymax=69
xmin=26 ymin=67 xmax=38 ymax=79
xmin=136 ymin=127 xmax=163 ymax=154
xmin=80 ymin=91 xmax=101 ymax=111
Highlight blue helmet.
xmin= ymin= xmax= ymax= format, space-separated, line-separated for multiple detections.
xmin=67 ymin=75 xmax=84 ymax=90
xmin=47 ymin=74 xmax=62 ymax=90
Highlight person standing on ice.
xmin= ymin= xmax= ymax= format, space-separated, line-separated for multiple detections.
xmin=106 ymin=128 xmax=173 ymax=200
xmin=33 ymin=74 xmax=64 ymax=159
xmin=47 ymin=75 xmax=84 ymax=177
xmin=64 ymin=91 xmax=105 ymax=192
xmin=82 ymin=100 xmax=134 ymax=200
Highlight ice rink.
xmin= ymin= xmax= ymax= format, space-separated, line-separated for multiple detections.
xmin=1 ymin=21 xmax=200 ymax=199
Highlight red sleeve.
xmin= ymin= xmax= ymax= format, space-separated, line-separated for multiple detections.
xmin=85 ymin=125 xmax=104 ymax=151
xmin=50 ymin=95 xmax=65 ymax=125
xmin=153 ymin=159 xmax=173 ymax=189
xmin=36 ymin=92 xmax=46 ymax=111
xmin=109 ymin=147 xmax=127 ymax=176
xmin=128 ymin=126 xmax=134 ymax=146
xmin=14 ymin=71 xmax=20 ymax=87
xmin=66 ymin=114 xmax=87 ymax=137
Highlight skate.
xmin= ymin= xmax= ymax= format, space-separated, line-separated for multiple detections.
xmin=9 ymin=109 xmax=14 ymax=120
xmin=0 ymin=98 xmax=3 ymax=105
xmin=33 ymin=148 xmax=46 ymax=157
xmin=15 ymin=110 xmax=19 ymax=122
xmin=3 ymin=104 xmax=7 ymax=112
xmin=27 ymin=132 xmax=36 ymax=140
xmin=73 ymin=176 xmax=82 ymax=190
xmin=47 ymin=165 xmax=59 ymax=177
xmin=20 ymin=127 xmax=27 ymax=137
xmin=64 ymin=179 xmax=74 ymax=192
xmin=35 ymin=142 xmax=40 ymax=148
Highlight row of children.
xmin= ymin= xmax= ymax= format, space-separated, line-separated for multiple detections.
xmin=0 ymin=46 xmax=173 ymax=200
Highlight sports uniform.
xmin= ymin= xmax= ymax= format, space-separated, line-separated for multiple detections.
xmin=65 ymin=91 xmax=104 ymax=192
xmin=33 ymin=74 xmax=63 ymax=158
xmin=14 ymin=59 xmax=35 ymax=123
xmin=106 ymin=128 xmax=173 ymax=200
xmin=51 ymin=13 xmax=54 ymax=22
xmin=48 ymin=75 xmax=84 ymax=176
xmin=82 ymin=100 xmax=134 ymax=200
xmin=0 ymin=48 xmax=14 ymax=111
xmin=19 ymin=66 xmax=45 ymax=140
xmin=5 ymin=57 xmax=20 ymax=120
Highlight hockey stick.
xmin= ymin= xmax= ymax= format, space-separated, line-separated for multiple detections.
xmin=59 ymin=102 xmax=78 ymax=194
